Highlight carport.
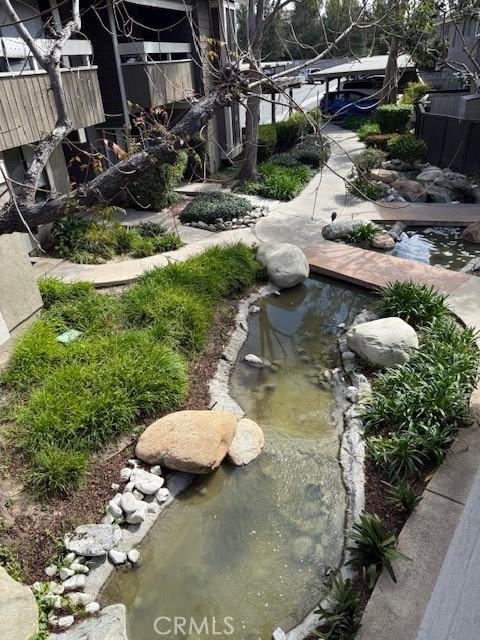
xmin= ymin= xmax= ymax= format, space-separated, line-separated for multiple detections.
xmin=314 ymin=54 xmax=415 ymax=110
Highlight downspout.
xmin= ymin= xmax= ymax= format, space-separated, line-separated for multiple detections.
xmin=106 ymin=0 xmax=131 ymax=135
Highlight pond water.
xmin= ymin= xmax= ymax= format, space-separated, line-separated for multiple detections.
xmin=102 ymin=277 xmax=372 ymax=640
xmin=386 ymin=226 xmax=480 ymax=271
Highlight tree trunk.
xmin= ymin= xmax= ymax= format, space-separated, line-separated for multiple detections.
xmin=238 ymin=87 xmax=261 ymax=181
xmin=381 ymin=35 xmax=400 ymax=104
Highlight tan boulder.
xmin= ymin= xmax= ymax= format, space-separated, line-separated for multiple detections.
xmin=0 ymin=566 xmax=38 ymax=640
xmin=228 ymin=418 xmax=265 ymax=466
xmin=371 ymin=168 xmax=398 ymax=184
xmin=392 ymin=179 xmax=426 ymax=202
xmin=135 ymin=410 xmax=237 ymax=473
xmin=371 ymin=233 xmax=395 ymax=250
xmin=461 ymin=222 xmax=480 ymax=244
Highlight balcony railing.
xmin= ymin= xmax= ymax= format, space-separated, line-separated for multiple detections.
xmin=0 ymin=67 xmax=105 ymax=152
xmin=121 ymin=59 xmax=196 ymax=107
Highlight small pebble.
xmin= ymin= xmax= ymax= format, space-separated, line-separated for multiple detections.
xmin=70 ymin=562 xmax=89 ymax=574
xmin=120 ymin=468 xmax=132 ymax=482
xmin=45 ymin=564 xmax=57 ymax=578
xmin=156 ymin=487 xmax=170 ymax=503
xmin=59 ymin=567 xmax=75 ymax=581
xmin=64 ymin=552 xmax=76 ymax=565
xmin=57 ymin=615 xmax=75 ymax=629
xmin=132 ymin=489 xmax=145 ymax=501
xmin=273 ymin=291 xmax=281 ymax=296
xmin=111 ymin=483 xmax=120 ymax=491
xmin=127 ymin=549 xmax=141 ymax=565
xmin=250 ymin=305 xmax=260 ymax=314
xmin=149 ymin=465 xmax=162 ymax=476
xmin=62 ymin=574 xmax=86 ymax=592
xmin=109 ymin=549 xmax=127 ymax=565
xmin=127 ymin=459 xmax=140 ymax=468
xmin=124 ymin=481 xmax=135 ymax=493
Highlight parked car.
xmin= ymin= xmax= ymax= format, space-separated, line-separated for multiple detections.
xmin=320 ymin=91 xmax=378 ymax=117
xmin=341 ymin=76 xmax=384 ymax=95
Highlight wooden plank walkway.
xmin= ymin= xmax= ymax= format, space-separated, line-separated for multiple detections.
xmin=369 ymin=203 xmax=480 ymax=226
xmin=305 ymin=241 xmax=470 ymax=294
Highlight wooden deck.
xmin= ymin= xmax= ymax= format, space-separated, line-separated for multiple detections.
xmin=305 ymin=241 xmax=471 ymax=294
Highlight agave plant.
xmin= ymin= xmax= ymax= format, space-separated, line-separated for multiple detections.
xmin=346 ymin=512 xmax=410 ymax=588
xmin=314 ymin=572 xmax=362 ymax=640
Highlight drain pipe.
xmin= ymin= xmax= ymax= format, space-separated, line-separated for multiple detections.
xmin=107 ymin=0 xmax=131 ymax=136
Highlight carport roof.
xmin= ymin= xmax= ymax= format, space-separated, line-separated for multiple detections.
xmin=315 ymin=54 xmax=414 ymax=79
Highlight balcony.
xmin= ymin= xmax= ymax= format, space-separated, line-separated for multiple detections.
xmin=119 ymin=42 xmax=196 ymax=107
xmin=0 ymin=38 xmax=105 ymax=152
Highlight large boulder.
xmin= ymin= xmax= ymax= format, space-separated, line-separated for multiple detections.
xmin=322 ymin=219 xmax=371 ymax=241
xmin=135 ymin=410 xmax=237 ymax=473
xmin=461 ymin=222 xmax=480 ymax=243
xmin=64 ymin=524 xmax=122 ymax=557
xmin=346 ymin=317 xmax=418 ymax=368
xmin=392 ymin=179 xmax=425 ymax=202
xmin=416 ymin=168 xmax=444 ymax=183
xmin=228 ymin=418 xmax=265 ymax=465
xmin=257 ymin=242 xmax=309 ymax=289
xmin=370 ymin=168 xmax=398 ymax=184
xmin=371 ymin=233 xmax=395 ymax=250
xmin=51 ymin=604 xmax=127 ymax=640
xmin=0 ymin=566 xmax=38 ymax=640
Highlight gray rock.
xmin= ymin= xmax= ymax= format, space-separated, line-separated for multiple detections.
xmin=59 ymin=567 xmax=75 ymax=581
xmin=50 ymin=604 xmax=128 ymax=640
xmin=346 ymin=317 xmax=418 ymax=367
xmin=0 ymin=566 xmax=39 ymax=640
xmin=120 ymin=492 xmax=143 ymax=514
xmin=108 ymin=549 xmax=127 ymax=565
xmin=58 ymin=615 xmax=75 ymax=629
xmin=156 ymin=487 xmax=170 ymax=503
xmin=125 ymin=502 xmax=148 ymax=525
xmin=149 ymin=465 xmax=162 ymax=475
xmin=322 ymin=219 xmax=371 ymax=240
xmin=62 ymin=574 xmax=86 ymax=592
xmin=228 ymin=418 xmax=265 ymax=466
xmin=371 ymin=233 xmax=395 ymax=250
xmin=416 ymin=168 xmax=444 ymax=183
xmin=45 ymin=564 xmax=57 ymax=578
xmin=273 ymin=627 xmax=286 ymax=640
xmin=257 ymin=242 xmax=309 ymax=289
xmin=67 ymin=592 xmax=93 ymax=607
xmin=65 ymin=524 xmax=122 ymax=557
xmin=129 ymin=468 xmax=164 ymax=495
xmin=85 ymin=601 xmax=101 ymax=615
xmin=107 ymin=498 xmax=123 ymax=520
xmin=64 ymin=552 xmax=76 ymax=565
xmin=119 ymin=468 xmax=131 ymax=482
xmin=127 ymin=549 xmax=141 ymax=565
xmin=244 ymin=353 xmax=265 ymax=368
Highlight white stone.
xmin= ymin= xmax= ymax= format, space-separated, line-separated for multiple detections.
xmin=244 ymin=354 xmax=265 ymax=368
xmin=59 ymin=567 xmax=75 ymax=581
xmin=111 ymin=483 xmax=120 ymax=491
xmin=120 ymin=492 xmax=144 ymax=515
xmin=108 ymin=549 xmax=127 ymax=565
xmin=107 ymin=499 xmax=123 ymax=519
xmin=124 ymin=481 xmax=134 ymax=493
xmin=228 ymin=418 xmax=265 ymax=466
xmin=156 ymin=487 xmax=170 ymax=503
xmin=65 ymin=524 xmax=122 ymax=557
xmin=257 ymin=242 xmax=309 ymax=289
xmin=322 ymin=219 xmax=371 ymax=240
xmin=129 ymin=468 xmax=164 ymax=495
xmin=127 ymin=459 xmax=141 ymax=468
xmin=64 ymin=552 xmax=76 ymax=565
xmin=250 ymin=305 xmax=260 ymax=314
xmin=62 ymin=574 xmax=86 ymax=592
xmin=57 ymin=615 xmax=75 ymax=629
xmin=85 ymin=601 xmax=101 ymax=615
xmin=45 ymin=564 xmax=57 ymax=578
xmin=346 ymin=317 xmax=418 ymax=368
xmin=149 ymin=465 xmax=162 ymax=476
xmin=416 ymin=168 xmax=444 ymax=183
xmin=119 ymin=468 xmax=131 ymax=482
xmin=127 ymin=549 xmax=140 ymax=565
xmin=49 ymin=582 xmax=65 ymax=595
xmin=125 ymin=504 xmax=147 ymax=525
xmin=132 ymin=489 xmax=144 ymax=501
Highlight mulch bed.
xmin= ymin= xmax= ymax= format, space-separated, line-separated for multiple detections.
xmin=0 ymin=299 xmax=238 ymax=583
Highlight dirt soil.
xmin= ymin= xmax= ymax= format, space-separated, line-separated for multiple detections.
xmin=0 ymin=300 xmax=238 ymax=583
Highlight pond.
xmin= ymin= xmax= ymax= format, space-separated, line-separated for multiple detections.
xmin=386 ymin=226 xmax=480 ymax=271
xmin=102 ymin=277 xmax=372 ymax=640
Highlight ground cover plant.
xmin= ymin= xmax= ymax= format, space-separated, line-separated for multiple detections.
xmin=346 ymin=222 xmax=380 ymax=244
xmin=362 ymin=281 xmax=479 ymax=481
xmin=52 ymin=214 xmax=181 ymax=263
xmin=386 ymin=133 xmax=427 ymax=165
xmin=241 ymin=162 xmax=313 ymax=200
xmin=315 ymin=572 xmax=362 ymax=640
xmin=2 ymin=244 xmax=263 ymax=498
xmin=179 ymin=191 xmax=253 ymax=225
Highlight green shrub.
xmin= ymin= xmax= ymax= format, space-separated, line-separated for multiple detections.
xmin=367 ymin=432 xmax=429 ymax=478
xmin=346 ymin=512 xmax=409 ymax=587
xmin=134 ymin=222 xmax=168 ymax=238
xmin=127 ymin=151 xmax=187 ymax=210
xmin=152 ymin=232 xmax=182 ymax=252
xmin=0 ymin=544 xmax=24 ymax=582
xmin=292 ymin=135 xmax=330 ymax=168
xmin=376 ymin=281 xmax=447 ymax=328
xmin=180 ymin=192 xmax=253 ymax=225
xmin=385 ymin=480 xmax=422 ymax=512
xmin=29 ymin=447 xmax=88 ymax=498
xmin=275 ymin=117 xmax=303 ymax=149
xmin=242 ymin=162 xmax=311 ymax=201
xmin=401 ymin=82 xmax=430 ymax=105
xmin=270 ymin=152 xmax=302 ymax=167
xmin=346 ymin=222 xmax=380 ymax=244
xmin=131 ymin=236 xmax=156 ymax=258
xmin=376 ymin=104 xmax=412 ymax=133
xmin=387 ymin=133 xmax=427 ymax=164
xmin=51 ymin=216 xmax=93 ymax=258
xmin=39 ymin=278 xmax=94 ymax=309
xmin=352 ymin=148 xmax=386 ymax=176
xmin=315 ymin=572 xmax=362 ymax=640
xmin=358 ymin=122 xmax=381 ymax=141
xmin=347 ymin=177 xmax=382 ymax=201
xmin=257 ymin=124 xmax=277 ymax=161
